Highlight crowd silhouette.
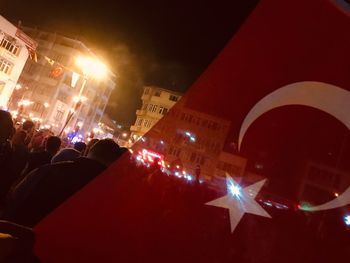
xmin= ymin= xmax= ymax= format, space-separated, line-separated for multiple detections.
xmin=0 ymin=109 xmax=124 ymax=262
xmin=0 ymin=108 xmax=217 ymax=262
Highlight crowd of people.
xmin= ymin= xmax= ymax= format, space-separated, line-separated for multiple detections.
xmin=0 ymin=109 xmax=124 ymax=262
xmin=0 ymin=108 xmax=218 ymax=262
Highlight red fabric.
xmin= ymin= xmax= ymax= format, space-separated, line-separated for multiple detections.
xmin=34 ymin=0 xmax=350 ymax=262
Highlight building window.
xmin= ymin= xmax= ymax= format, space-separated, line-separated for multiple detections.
xmin=169 ymin=146 xmax=181 ymax=157
xmin=144 ymin=119 xmax=153 ymax=128
xmin=32 ymin=102 xmax=43 ymax=112
xmin=148 ymin=104 xmax=157 ymax=112
xmin=158 ymin=106 xmax=168 ymax=115
xmin=0 ymin=37 xmax=20 ymax=56
xmin=137 ymin=118 xmax=143 ymax=126
xmin=154 ymin=90 xmax=161 ymax=96
xmin=0 ymin=59 xmax=13 ymax=75
xmin=144 ymin=87 xmax=150 ymax=95
xmin=55 ymin=109 xmax=64 ymax=121
xmin=169 ymin=95 xmax=178 ymax=102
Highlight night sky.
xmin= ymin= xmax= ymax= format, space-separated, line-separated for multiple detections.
xmin=1 ymin=0 xmax=259 ymax=126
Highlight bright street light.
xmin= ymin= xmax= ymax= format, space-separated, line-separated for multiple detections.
xmin=59 ymin=56 xmax=108 ymax=137
xmin=75 ymin=56 xmax=108 ymax=79
xmin=44 ymin=102 xmax=49 ymax=108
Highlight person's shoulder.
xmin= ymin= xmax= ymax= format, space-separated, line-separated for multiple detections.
xmin=28 ymin=151 xmax=40 ymax=157
xmin=26 ymin=161 xmax=75 ymax=183
xmin=47 ymin=160 xmax=75 ymax=170
xmin=61 ymin=148 xmax=79 ymax=153
xmin=73 ymin=157 xmax=106 ymax=172
xmin=31 ymin=160 xmax=75 ymax=174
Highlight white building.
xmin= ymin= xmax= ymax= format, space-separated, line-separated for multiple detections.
xmin=0 ymin=16 xmax=36 ymax=109
xmin=10 ymin=27 xmax=116 ymax=137
xmin=130 ymin=86 xmax=181 ymax=142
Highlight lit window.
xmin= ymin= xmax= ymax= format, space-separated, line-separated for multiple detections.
xmin=149 ymin=104 xmax=157 ymax=112
xmin=32 ymin=102 xmax=43 ymax=112
xmin=55 ymin=110 xmax=64 ymax=121
xmin=158 ymin=107 xmax=168 ymax=115
xmin=0 ymin=37 xmax=20 ymax=56
xmin=0 ymin=59 xmax=13 ymax=75
xmin=169 ymin=95 xmax=178 ymax=102
xmin=144 ymin=120 xmax=153 ymax=128
xmin=137 ymin=118 xmax=143 ymax=126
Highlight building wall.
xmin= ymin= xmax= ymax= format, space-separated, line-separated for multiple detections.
xmin=215 ymin=152 xmax=247 ymax=178
xmin=298 ymin=161 xmax=350 ymax=204
xmin=10 ymin=27 xmax=115 ymax=137
xmin=135 ymin=94 xmax=231 ymax=180
xmin=0 ymin=16 xmax=32 ymax=109
xmin=130 ymin=86 xmax=181 ymax=141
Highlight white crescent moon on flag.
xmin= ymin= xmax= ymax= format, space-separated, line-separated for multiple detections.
xmin=238 ymin=81 xmax=350 ymax=211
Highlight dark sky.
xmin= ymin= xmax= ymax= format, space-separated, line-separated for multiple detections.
xmin=1 ymin=0 xmax=259 ymax=126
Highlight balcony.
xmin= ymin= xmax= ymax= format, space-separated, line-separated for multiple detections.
xmin=0 ymin=47 xmax=17 ymax=62
xmin=136 ymin=109 xmax=146 ymax=115
xmin=130 ymin=125 xmax=141 ymax=132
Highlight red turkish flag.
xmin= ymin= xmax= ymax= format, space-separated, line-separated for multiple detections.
xmin=49 ymin=66 xmax=63 ymax=78
xmin=34 ymin=0 xmax=350 ymax=262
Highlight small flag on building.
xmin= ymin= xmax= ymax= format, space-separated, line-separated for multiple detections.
xmin=49 ymin=66 xmax=64 ymax=78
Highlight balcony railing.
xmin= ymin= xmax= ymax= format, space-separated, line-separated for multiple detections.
xmin=130 ymin=125 xmax=141 ymax=132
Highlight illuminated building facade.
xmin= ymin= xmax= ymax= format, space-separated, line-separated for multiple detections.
xmin=0 ymin=16 xmax=35 ymax=109
xmin=9 ymin=26 xmax=116 ymax=136
xmin=130 ymin=86 xmax=182 ymax=142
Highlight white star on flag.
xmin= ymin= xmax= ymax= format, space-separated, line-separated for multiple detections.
xmin=206 ymin=175 xmax=271 ymax=233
